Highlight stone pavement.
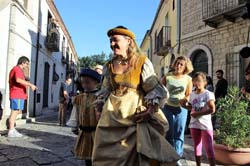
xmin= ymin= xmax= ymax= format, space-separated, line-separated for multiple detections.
xmin=0 ymin=108 xmax=222 ymax=166
xmin=0 ymin=109 xmax=85 ymax=166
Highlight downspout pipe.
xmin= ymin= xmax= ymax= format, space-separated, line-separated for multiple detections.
xmin=177 ymin=0 xmax=181 ymax=54
xmin=32 ymin=0 xmax=41 ymax=117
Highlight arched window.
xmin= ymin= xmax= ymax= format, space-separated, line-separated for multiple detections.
xmin=191 ymin=50 xmax=208 ymax=75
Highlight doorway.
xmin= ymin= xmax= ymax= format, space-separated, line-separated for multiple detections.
xmin=43 ymin=62 xmax=50 ymax=107
xmin=191 ymin=50 xmax=208 ymax=75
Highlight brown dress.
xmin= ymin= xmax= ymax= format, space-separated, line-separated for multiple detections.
xmin=92 ymin=55 xmax=179 ymax=166
xmin=73 ymin=92 xmax=98 ymax=160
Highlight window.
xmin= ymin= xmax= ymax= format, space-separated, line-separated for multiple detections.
xmin=23 ymin=0 xmax=28 ymax=9
xmin=47 ymin=12 xmax=52 ymax=36
xmin=17 ymin=0 xmax=27 ymax=8
xmin=147 ymin=48 xmax=151 ymax=60
xmin=154 ymin=31 xmax=157 ymax=52
xmin=62 ymin=37 xmax=66 ymax=56
xmin=226 ymin=52 xmax=244 ymax=87
xmin=17 ymin=0 xmax=34 ymax=17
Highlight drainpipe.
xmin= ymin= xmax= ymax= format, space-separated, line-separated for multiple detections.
xmin=177 ymin=0 xmax=181 ymax=54
xmin=32 ymin=0 xmax=41 ymax=117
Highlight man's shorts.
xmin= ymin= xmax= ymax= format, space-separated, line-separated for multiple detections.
xmin=10 ymin=99 xmax=25 ymax=111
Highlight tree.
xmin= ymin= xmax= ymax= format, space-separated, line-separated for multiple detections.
xmin=80 ymin=56 xmax=93 ymax=68
xmin=79 ymin=52 xmax=109 ymax=69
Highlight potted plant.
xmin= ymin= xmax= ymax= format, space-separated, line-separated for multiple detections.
xmin=214 ymin=86 xmax=250 ymax=165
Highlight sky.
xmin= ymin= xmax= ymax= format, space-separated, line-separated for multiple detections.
xmin=54 ymin=0 xmax=159 ymax=58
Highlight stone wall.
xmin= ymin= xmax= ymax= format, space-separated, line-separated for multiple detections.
xmin=182 ymin=0 xmax=205 ymax=36
xmin=181 ymin=0 xmax=250 ymax=85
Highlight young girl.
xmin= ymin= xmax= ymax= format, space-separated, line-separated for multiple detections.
xmin=73 ymin=68 xmax=101 ymax=166
xmin=187 ymin=72 xmax=216 ymax=166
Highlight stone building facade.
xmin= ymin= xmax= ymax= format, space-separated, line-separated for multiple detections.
xmin=181 ymin=0 xmax=250 ymax=87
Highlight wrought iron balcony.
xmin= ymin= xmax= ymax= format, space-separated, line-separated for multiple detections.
xmin=66 ymin=61 xmax=76 ymax=75
xmin=45 ymin=23 xmax=60 ymax=52
xmin=202 ymin=0 xmax=247 ymax=28
xmin=61 ymin=53 xmax=69 ymax=65
xmin=156 ymin=26 xmax=171 ymax=56
xmin=61 ymin=56 xmax=67 ymax=64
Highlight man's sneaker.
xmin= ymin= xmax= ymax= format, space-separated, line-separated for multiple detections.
xmin=176 ymin=159 xmax=188 ymax=166
xmin=8 ymin=129 xmax=23 ymax=138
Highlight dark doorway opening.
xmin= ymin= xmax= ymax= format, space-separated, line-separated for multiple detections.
xmin=43 ymin=62 xmax=50 ymax=108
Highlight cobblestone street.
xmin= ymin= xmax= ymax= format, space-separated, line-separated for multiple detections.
xmin=0 ymin=109 xmax=85 ymax=166
xmin=0 ymin=108 xmax=216 ymax=166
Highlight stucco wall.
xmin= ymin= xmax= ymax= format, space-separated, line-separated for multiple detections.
xmin=151 ymin=0 xmax=179 ymax=77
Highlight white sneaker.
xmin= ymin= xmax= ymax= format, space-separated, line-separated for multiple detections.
xmin=8 ymin=129 xmax=23 ymax=138
xmin=176 ymin=159 xmax=188 ymax=166
xmin=176 ymin=160 xmax=182 ymax=166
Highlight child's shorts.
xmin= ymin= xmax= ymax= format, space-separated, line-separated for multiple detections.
xmin=10 ymin=99 xmax=25 ymax=111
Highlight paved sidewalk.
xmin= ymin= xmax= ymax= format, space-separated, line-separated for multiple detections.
xmin=0 ymin=108 xmax=221 ymax=166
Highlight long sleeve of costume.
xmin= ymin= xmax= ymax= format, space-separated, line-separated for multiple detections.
xmin=141 ymin=58 xmax=169 ymax=107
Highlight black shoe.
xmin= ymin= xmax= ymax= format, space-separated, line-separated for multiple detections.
xmin=72 ymin=129 xmax=78 ymax=135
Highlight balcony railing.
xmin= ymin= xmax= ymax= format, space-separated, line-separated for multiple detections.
xmin=156 ymin=26 xmax=171 ymax=56
xmin=61 ymin=53 xmax=69 ymax=65
xmin=66 ymin=61 xmax=76 ymax=75
xmin=202 ymin=0 xmax=246 ymax=28
xmin=45 ymin=22 xmax=60 ymax=52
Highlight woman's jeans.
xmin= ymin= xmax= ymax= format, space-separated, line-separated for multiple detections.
xmin=163 ymin=104 xmax=188 ymax=157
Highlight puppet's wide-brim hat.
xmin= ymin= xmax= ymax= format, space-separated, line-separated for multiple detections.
xmin=80 ymin=68 xmax=101 ymax=83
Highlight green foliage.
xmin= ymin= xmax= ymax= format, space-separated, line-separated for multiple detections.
xmin=215 ymin=86 xmax=250 ymax=148
xmin=79 ymin=52 xmax=109 ymax=68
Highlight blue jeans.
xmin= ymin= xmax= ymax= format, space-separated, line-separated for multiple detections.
xmin=163 ymin=104 xmax=188 ymax=157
